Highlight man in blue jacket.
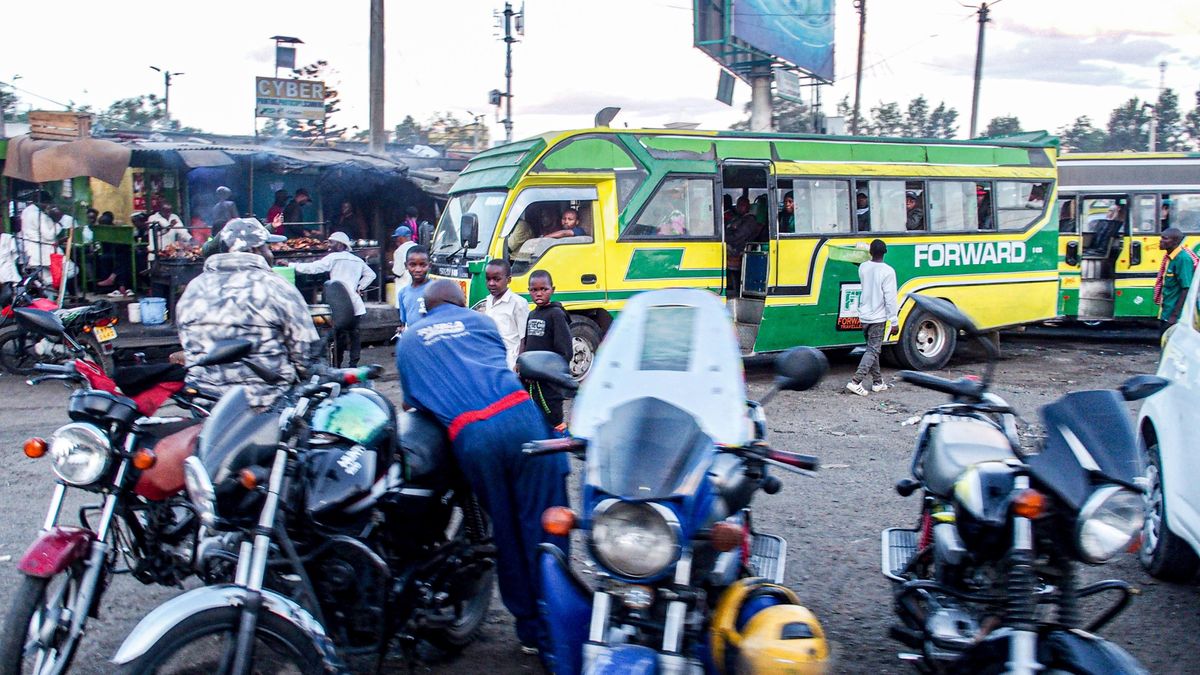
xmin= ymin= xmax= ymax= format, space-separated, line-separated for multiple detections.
xmin=395 ymin=279 xmax=569 ymax=655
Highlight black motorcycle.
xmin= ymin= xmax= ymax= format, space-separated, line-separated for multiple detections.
xmin=881 ymin=294 xmax=1165 ymax=674
xmin=0 ymin=295 xmax=118 ymax=376
xmin=113 ymin=285 xmax=495 ymax=674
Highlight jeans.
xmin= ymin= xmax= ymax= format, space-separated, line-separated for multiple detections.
xmin=334 ymin=313 xmax=362 ymax=367
xmin=853 ymin=322 xmax=886 ymax=385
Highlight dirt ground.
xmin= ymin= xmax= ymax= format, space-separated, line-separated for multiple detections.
xmin=0 ymin=332 xmax=1197 ymax=674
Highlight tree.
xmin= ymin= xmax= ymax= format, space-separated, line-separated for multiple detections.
xmin=260 ymin=118 xmax=285 ymax=138
xmin=927 ymin=102 xmax=959 ymax=139
xmin=1187 ymin=88 xmax=1200 ymax=150
xmin=903 ymin=96 xmax=930 ymax=137
xmin=1 ymin=88 xmax=27 ymax=124
xmin=1058 ymin=115 xmax=1107 ymax=152
xmin=984 ymin=115 xmax=1023 ymax=137
xmin=869 ymin=101 xmax=904 ymax=136
xmin=1105 ymin=97 xmax=1150 ymax=151
xmin=393 ymin=115 xmax=430 ymax=145
xmin=1154 ymin=88 xmax=1186 ymax=151
xmin=425 ymin=111 xmax=490 ymax=150
xmin=286 ymin=60 xmax=346 ymax=141
xmin=730 ymin=96 xmax=815 ymax=133
xmin=836 ymin=95 xmax=866 ymax=136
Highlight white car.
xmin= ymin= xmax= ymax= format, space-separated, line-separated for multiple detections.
xmin=1138 ymin=265 xmax=1200 ymax=580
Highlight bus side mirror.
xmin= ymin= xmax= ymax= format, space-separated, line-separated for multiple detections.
xmin=1130 ymin=240 xmax=1142 ymax=266
xmin=460 ymin=213 xmax=479 ymax=250
xmin=1065 ymin=240 xmax=1080 ymax=267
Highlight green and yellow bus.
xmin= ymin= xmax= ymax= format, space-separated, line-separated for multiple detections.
xmin=428 ymin=127 xmax=1060 ymax=376
xmin=1056 ymin=152 xmax=1200 ymax=321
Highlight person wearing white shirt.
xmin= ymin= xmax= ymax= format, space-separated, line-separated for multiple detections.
xmin=847 ymin=239 xmax=900 ymax=397
xmin=288 ymin=231 xmax=377 ymax=367
xmin=19 ymin=203 xmax=61 ymax=280
xmin=390 ymin=224 xmax=417 ymax=293
xmin=146 ymin=204 xmax=189 ymax=254
xmin=480 ymin=259 xmax=529 ymax=369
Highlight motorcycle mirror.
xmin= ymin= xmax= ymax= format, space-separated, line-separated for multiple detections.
xmin=516 ymin=351 xmax=579 ymax=391
xmin=460 ymin=213 xmax=480 ymax=250
xmin=910 ymin=294 xmax=978 ymax=336
xmin=14 ymin=307 xmax=65 ymax=338
xmin=323 ymin=280 xmax=357 ymax=332
xmin=1118 ymin=374 xmax=1170 ymax=401
xmin=774 ymin=347 xmax=828 ymax=392
xmin=194 ymin=339 xmax=254 ymax=368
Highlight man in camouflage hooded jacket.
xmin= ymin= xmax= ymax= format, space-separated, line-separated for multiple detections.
xmin=177 ymin=218 xmax=319 ymax=408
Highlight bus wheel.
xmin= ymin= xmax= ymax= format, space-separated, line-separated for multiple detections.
xmin=568 ymin=316 xmax=601 ymax=381
xmin=894 ymin=307 xmax=957 ymax=371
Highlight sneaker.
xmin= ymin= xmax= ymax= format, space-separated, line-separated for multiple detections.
xmin=519 ymin=644 xmax=540 ymax=656
xmin=107 ymin=290 xmax=125 ymax=297
xmin=123 ymin=289 xmax=136 ymax=297
xmin=871 ymin=382 xmax=892 ymax=393
xmin=845 ymin=381 xmax=869 ymax=396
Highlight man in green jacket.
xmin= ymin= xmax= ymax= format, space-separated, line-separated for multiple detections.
xmin=1155 ymin=227 xmax=1199 ymax=333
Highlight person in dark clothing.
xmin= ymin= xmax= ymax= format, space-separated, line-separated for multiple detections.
xmin=395 ymin=279 xmax=569 ymax=657
xmin=282 ymin=188 xmax=312 ymax=239
xmin=210 ymin=186 xmax=239 ymax=236
xmin=519 ymin=270 xmax=573 ymax=430
xmin=905 ymin=191 xmax=925 ymax=231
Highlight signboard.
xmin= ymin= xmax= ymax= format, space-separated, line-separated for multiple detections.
xmin=734 ymin=0 xmax=834 ymax=82
xmin=837 ymin=282 xmax=862 ymax=331
xmin=774 ymin=69 xmax=803 ymax=103
xmin=255 ymin=77 xmax=325 ymax=121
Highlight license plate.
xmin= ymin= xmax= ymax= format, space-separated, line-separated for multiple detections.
xmin=94 ymin=325 xmax=117 ymax=342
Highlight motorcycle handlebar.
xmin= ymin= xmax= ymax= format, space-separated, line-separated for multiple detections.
xmin=523 ymin=437 xmax=587 ymax=456
xmin=899 ymin=370 xmax=984 ymax=399
xmin=33 ymin=363 xmax=73 ymax=375
xmin=765 ymin=449 xmax=820 ymax=472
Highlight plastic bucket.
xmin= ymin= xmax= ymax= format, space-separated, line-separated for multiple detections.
xmin=139 ymin=297 xmax=167 ymax=325
xmin=127 ymin=302 xmax=142 ymax=324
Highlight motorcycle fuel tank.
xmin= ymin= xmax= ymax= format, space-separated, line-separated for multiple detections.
xmin=310 ymin=389 xmax=392 ymax=446
xmin=303 ymin=445 xmax=379 ymax=522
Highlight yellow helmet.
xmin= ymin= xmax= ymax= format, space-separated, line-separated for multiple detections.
xmin=710 ymin=578 xmax=829 ymax=674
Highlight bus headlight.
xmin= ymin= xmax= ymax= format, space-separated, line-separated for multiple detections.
xmin=591 ymin=500 xmax=680 ymax=579
xmin=48 ymin=423 xmax=111 ymax=486
xmin=1076 ymin=485 xmax=1144 ymax=564
xmin=183 ymin=456 xmax=217 ymax=528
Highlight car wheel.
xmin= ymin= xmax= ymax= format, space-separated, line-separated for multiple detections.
xmin=1139 ymin=442 xmax=1200 ymax=581
xmin=568 ymin=316 xmax=601 ymax=381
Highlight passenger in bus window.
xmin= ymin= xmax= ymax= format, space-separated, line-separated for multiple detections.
xmin=976 ymin=186 xmax=994 ymax=230
xmin=723 ymin=193 xmax=735 ymax=225
xmin=543 ymin=207 xmax=590 ymax=239
xmin=779 ymin=191 xmax=795 ymax=233
xmin=905 ymin=191 xmax=925 ymax=231
xmin=856 ymin=191 xmax=871 ymax=231
xmin=1058 ymin=199 xmax=1076 ymax=233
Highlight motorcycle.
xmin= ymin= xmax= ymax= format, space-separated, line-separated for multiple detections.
xmin=112 ymin=282 xmax=496 ymax=674
xmin=522 ymin=289 xmax=831 ymax=675
xmin=881 ymin=294 xmax=1165 ymax=674
xmin=0 ymin=307 xmax=223 ymax=675
xmin=0 ymin=294 xmax=118 ymax=376
xmin=1 ymin=273 xmax=58 ymax=329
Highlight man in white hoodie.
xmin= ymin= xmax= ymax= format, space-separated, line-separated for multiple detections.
xmin=847 ymin=239 xmax=900 ymax=396
xmin=288 ymin=231 xmax=376 ymax=367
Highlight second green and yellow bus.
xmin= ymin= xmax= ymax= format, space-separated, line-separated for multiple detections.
xmin=428 ymin=126 xmax=1061 ymax=376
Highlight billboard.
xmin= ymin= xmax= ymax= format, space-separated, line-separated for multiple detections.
xmin=734 ymin=0 xmax=834 ymax=82
xmin=255 ymin=77 xmax=325 ymax=121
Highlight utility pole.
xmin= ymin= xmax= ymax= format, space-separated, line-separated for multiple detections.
xmin=1149 ymin=60 xmax=1166 ymax=152
xmin=968 ymin=2 xmax=991 ymax=139
xmin=368 ymin=0 xmax=385 ymax=154
xmin=149 ymin=66 xmax=183 ymax=128
xmin=496 ymin=2 xmax=524 ymax=144
xmin=851 ymin=0 xmax=866 ymax=135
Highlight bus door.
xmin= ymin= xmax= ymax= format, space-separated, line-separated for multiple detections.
xmin=1074 ymin=193 xmax=1128 ymax=320
xmin=1117 ymin=193 xmax=1164 ymax=317
xmin=719 ymin=161 xmax=773 ymax=352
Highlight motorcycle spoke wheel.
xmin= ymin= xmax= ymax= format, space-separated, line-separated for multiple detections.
xmin=0 ymin=567 xmax=86 ymax=675
xmin=0 ymin=332 xmax=38 ymax=376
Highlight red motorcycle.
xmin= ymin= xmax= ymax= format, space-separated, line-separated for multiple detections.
xmin=0 ymin=308 xmax=220 ymax=675
xmin=0 ymin=279 xmax=117 ymax=376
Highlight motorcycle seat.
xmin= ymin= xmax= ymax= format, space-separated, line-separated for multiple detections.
xmin=396 ymin=409 xmax=453 ymax=480
xmin=921 ymin=418 xmax=1014 ymax=497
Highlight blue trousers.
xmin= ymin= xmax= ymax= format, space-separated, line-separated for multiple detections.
xmin=452 ymin=400 xmax=570 ymax=649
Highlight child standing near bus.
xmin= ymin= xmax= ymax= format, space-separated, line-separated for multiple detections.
xmin=481 ymin=259 xmax=528 ymax=369
xmin=520 ymin=270 xmax=573 ymax=430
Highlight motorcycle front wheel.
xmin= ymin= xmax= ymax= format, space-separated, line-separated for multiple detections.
xmin=421 ymin=496 xmax=496 ymax=655
xmin=0 ymin=331 xmax=36 ymax=376
xmin=115 ymin=606 xmax=325 ymax=675
xmin=0 ymin=566 xmax=88 ymax=675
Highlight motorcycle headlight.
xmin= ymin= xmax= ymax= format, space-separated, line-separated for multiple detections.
xmin=48 ymin=423 xmax=111 ymax=486
xmin=1076 ymin=485 xmax=1144 ymax=564
xmin=590 ymin=500 xmax=680 ymax=579
xmin=183 ymin=456 xmax=217 ymax=528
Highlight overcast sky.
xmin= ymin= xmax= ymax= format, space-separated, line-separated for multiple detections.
xmin=2 ymin=0 xmax=1197 ymax=142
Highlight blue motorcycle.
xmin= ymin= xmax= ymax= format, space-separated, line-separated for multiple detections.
xmin=520 ymin=289 xmax=832 ymax=675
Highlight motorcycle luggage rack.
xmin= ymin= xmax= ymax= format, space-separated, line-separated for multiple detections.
xmin=749 ymin=533 xmax=787 ymax=584
xmin=882 ymin=528 xmax=920 ymax=582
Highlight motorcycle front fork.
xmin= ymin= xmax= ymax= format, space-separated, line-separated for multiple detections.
xmin=1006 ymin=475 xmax=1039 ymax=675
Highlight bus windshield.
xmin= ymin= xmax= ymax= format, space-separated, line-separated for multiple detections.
xmin=431 ymin=191 xmax=507 ymax=258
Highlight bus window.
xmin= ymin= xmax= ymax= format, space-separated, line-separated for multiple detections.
xmin=507 ymin=199 xmax=597 ymax=270
xmin=862 ymin=180 xmax=925 ymax=232
xmin=1166 ymin=193 xmax=1200 ymax=232
xmin=779 ymin=179 xmax=850 ymax=235
xmin=1133 ymin=194 xmax=1159 ymax=234
xmin=624 ymin=177 xmax=717 ymax=239
xmin=1080 ymin=196 xmax=1125 ymax=233
xmin=1058 ymin=197 xmax=1077 ymax=233
xmin=996 ymin=181 xmax=1052 ymax=231
xmin=926 ymin=181 xmax=980 ymax=232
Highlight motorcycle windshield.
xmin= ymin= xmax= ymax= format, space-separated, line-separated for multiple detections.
xmin=587 ymin=397 xmax=713 ymax=500
xmin=196 ymin=385 xmax=281 ymax=485
xmin=1026 ymin=389 xmax=1142 ymax=510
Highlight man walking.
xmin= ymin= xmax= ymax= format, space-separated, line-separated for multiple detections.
xmin=288 ymin=231 xmax=376 ymax=367
xmin=847 ymin=239 xmax=899 ymax=396
xmin=1154 ymin=227 xmax=1199 ymax=334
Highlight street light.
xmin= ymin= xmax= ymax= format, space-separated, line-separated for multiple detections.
xmin=467 ymin=110 xmax=486 ymax=151
xmin=149 ymin=66 xmax=183 ymax=127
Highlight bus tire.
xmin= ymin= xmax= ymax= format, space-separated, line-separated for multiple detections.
xmin=568 ymin=316 xmax=601 ymax=381
xmin=894 ymin=306 xmax=957 ymax=371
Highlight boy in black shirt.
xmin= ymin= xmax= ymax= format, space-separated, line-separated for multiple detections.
xmin=520 ymin=270 xmax=573 ymax=429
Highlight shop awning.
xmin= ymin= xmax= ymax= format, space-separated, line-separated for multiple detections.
xmin=2 ymin=134 xmax=131 ymax=186
xmin=174 ymin=149 xmax=237 ymax=168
